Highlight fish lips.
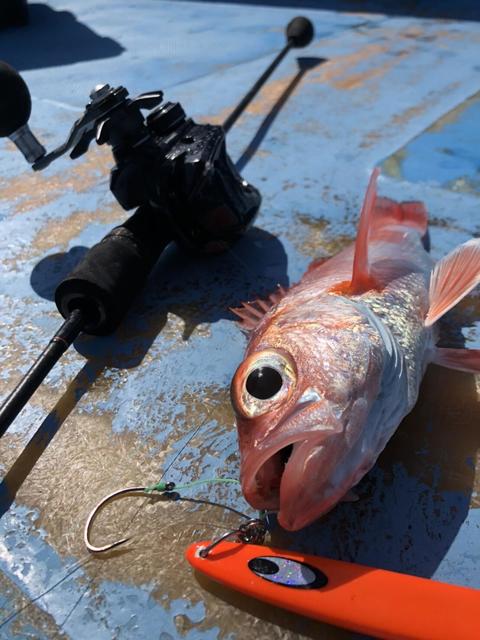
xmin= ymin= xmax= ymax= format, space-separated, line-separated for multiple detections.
xmin=241 ymin=423 xmax=343 ymax=531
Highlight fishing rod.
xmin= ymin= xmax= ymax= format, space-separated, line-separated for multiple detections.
xmin=0 ymin=16 xmax=314 ymax=435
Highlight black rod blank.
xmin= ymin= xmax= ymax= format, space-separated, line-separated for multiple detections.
xmin=222 ymin=16 xmax=314 ymax=133
xmin=0 ymin=309 xmax=85 ymax=435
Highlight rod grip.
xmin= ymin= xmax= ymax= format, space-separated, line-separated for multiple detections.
xmin=55 ymin=205 xmax=172 ymax=335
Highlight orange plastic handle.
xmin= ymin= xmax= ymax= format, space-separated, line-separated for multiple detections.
xmin=186 ymin=540 xmax=480 ymax=640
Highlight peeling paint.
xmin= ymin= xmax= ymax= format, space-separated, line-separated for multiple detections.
xmin=380 ymin=90 xmax=480 ymax=193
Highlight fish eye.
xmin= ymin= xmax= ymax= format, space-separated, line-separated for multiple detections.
xmin=246 ymin=366 xmax=283 ymax=400
xmin=232 ymin=349 xmax=296 ymax=418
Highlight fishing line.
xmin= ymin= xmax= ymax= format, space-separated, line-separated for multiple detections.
xmin=107 ymin=408 xmax=220 ymax=549
xmin=0 ymin=555 xmax=93 ymax=630
xmin=0 ymin=412 xmax=229 ymax=628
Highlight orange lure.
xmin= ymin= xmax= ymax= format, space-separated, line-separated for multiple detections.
xmin=186 ymin=540 xmax=480 ymax=640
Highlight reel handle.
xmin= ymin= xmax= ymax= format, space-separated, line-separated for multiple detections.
xmin=0 ymin=61 xmax=31 ymax=137
xmin=0 ymin=61 xmax=46 ymax=162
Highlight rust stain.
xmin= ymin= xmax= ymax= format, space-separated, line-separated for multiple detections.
xmin=361 ymin=81 xmax=461 ymax=148
xmin=332 ymin=51 xmax=409 ymax=91
xmin=1 ymin=201 xmax=123 ymax=272
xmin=202 ymin=44 xmax=394 ymax=127
xmin=244 ymin=76 xmax=295 ymax=116
xmin=198 ymin=104 xmax=234 ymax=126
xmin=0 ymin=304 xmax=62 ymax=383
xmin=32 ymin=203 xmax=122 ymax=253
xmin=286 ymin=212 xmax=354 ymax=259
xmin=392 ymin=102 xmax=435 ymax=127
xmin=0 ymin=146 xmax=112 ymax=215
xmin=399 ymin=25 xmax=426 ymax=40
xmin=202 ymin=31 xmax=432 ymax=128
xmin=308 ymin=43 xmax=388 ymax=87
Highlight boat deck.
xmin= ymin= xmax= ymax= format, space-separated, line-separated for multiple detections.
xmin=0 ymin=1 xmax=479 ymax=638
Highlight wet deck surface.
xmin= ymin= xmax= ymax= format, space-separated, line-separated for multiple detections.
xmin=0 ymin=1 xmax=479 ymax=638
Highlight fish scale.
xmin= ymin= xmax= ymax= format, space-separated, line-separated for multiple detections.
xmin=354 ymin=270 xmax=435 ymax=404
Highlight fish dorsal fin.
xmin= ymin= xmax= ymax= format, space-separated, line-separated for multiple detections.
xmin=230 ymin=285 xmax=288 ymax=331
xmin=425 ymin=238 xmax=480 ymax=326
xmin=350 ymin=168 xmax=380 ymax=293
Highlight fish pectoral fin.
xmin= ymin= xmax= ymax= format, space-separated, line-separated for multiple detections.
xmin=425 ymin=238 xmax=480 ymax=326
xmin=230 ymin=285 xmax=288 ymax=331
xmin=349 ymin=168 xmax=380 ymax=293
xmin=432 ymin=348 xmax=480 ymax=373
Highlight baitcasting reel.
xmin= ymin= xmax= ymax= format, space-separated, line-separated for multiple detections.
xmin=0 ymin=16 xmax=314 ymax=433
xmin=9 ymin=77 xmax=261 ymax=255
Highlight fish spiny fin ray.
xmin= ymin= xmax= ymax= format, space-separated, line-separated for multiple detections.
xmin=349 ymin=168 xmax=380 ymax=293
xmin=230 ymin=285 xmax=288 ymax=331
xmin=425 ymin=238 xmax=480 ymax=326
xmin=432 ymin=348 xmax=480 ymax=373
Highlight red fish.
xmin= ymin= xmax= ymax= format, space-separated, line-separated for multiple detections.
xmin=230 ymin=169 xmax=480 ymax=531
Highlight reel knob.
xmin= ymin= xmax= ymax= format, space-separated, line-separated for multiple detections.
xmin=0 ymin=61 xmax=31 ymax=137
xmin=286 ymin=16 xmax=315 ymax=48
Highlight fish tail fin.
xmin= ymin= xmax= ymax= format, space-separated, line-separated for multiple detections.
xmin=425 ymin=238 xmax=480 ymax=326
xmin=374 ymin=198 xmax=429 ymax=235
xmin=348 ymin=169 xmax=430 ymax=294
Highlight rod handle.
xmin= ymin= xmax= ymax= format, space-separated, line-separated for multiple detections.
xmin=55 ymin=205 xmax=172 ymax=335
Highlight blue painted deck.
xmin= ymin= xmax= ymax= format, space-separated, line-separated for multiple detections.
xmin=0 ymin=1 xmax=479 ymax=638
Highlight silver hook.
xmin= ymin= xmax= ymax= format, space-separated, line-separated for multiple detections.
xmin=84 ymin=481 xmax=266 ymax=555
xmin=84 ymin=486 xmax=151 ymax=553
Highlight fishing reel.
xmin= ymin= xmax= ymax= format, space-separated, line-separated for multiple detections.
xmin=3 ymin=64 xmax=261 ymax=254
xmin=0 ymin=15 xmax=315 ymax=433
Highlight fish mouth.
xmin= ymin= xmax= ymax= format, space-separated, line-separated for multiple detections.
xmin=241 ymin=432 xmax=335 ymax=531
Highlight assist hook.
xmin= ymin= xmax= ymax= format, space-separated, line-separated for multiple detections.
xmin=84 ymin=477 xmax=261 ymax=554
xmin=84 ymin=481 xmax=176 ymax=553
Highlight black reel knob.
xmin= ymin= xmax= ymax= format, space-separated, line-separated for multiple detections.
xmin=0 ymin=61 xmax=31 ymax=137
xmin=286 ymin=16 xmax=315 ymax=48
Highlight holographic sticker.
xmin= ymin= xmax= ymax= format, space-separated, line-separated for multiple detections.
xmin=248 ymin=556 xmax=328 ymax=589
